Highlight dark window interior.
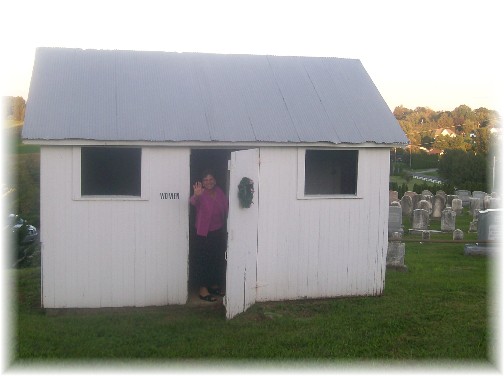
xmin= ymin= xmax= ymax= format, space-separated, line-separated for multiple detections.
xmin=304 ymin=150 xmax=358 ymax=195
xmin=81 ymin=147 xmax=141 ymax=196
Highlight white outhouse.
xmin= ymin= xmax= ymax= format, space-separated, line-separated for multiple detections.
xmin=23 ymin=48 xmax=408 ymax=318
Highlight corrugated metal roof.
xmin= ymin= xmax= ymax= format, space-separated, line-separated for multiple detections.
xmin=23 ymin=48 xmax=408 ymax=145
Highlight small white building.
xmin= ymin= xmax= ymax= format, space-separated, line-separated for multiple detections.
xmin=23 ymin=48 xmax=408 ymax=318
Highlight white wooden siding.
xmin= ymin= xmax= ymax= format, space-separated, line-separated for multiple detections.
xmin=40 ymin=146 xmax=190 ymax=308
xmin=256 ymin=147 xmax=389 ymax=302
xmin=40 ymin=144 xmax=390 ymax=309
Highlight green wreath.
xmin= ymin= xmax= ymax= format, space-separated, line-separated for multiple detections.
xmin=238 ymin=177 xmax=255 ymax=208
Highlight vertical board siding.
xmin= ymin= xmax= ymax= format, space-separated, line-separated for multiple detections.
xmin=41 ymin=146 xmax=189 ymax=308
xmin=41 ymin=144 xmax=389 ymax=308
xmin=257 ymin=147 xmax=389 ymax=302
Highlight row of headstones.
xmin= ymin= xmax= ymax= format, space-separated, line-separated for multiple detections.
xmin=390 ymin=189 xmax=501 ymax=218
xmin=388 ymin=190 xmax=501 ymax=235
xmin=388 ymin=208 xmax=501 ymax=269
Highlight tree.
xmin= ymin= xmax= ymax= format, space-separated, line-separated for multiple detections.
xmin=452 ymin=104 xmax=474 ymax=126
xmin=471 ymin=127 xmax=492 ymax=155
xmin=2 ymin=96 xmax=26 ymax=121
xmin=437 ymin=113 xmax=454 ymax=129
xmin=439 ymin=149 xmax=487 ymax=191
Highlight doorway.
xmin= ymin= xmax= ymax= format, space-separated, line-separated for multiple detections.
xmin=188 ymin=149 xmax=232 ymax=299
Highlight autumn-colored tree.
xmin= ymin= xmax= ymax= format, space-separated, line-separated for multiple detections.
xmin=452 ymin=104 xmax=474 ymax=125
xmin=2 ymin=96 xmax=26 ymax=121
xmin=437 ymin=113 xmax=454 ymax=129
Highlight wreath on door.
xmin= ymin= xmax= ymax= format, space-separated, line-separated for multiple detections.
xmin=238 ymin=177 xmax=255 ymax=208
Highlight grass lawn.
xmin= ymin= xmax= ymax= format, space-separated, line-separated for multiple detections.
xmin=8 ymin=208 xmax=495 ymax=370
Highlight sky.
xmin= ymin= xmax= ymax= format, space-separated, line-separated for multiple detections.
xmin=0 ymin=0 xmax=503 ymax=113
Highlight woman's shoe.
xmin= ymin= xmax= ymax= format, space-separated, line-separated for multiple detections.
xmin=199 ymin=294 xmax=217 ymax=302
xmin=208 ymin=287 xmax=225 ymax=297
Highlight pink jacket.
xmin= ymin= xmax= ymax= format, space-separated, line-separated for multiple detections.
xmin=190 ymin=186 xmax=229 ymax=236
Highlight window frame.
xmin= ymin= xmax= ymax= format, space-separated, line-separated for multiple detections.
xmin=296 ymin=148 xmax=361 ymax=200
xmin=72 ymin=146 xmax=149 ymax=201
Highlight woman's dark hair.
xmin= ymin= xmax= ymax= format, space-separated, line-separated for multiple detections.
xmin=201 ymin=169 xmax=215 ymax=180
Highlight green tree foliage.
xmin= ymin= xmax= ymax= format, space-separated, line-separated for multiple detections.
xmin=438 ymin=149 xmax=487 ymax=191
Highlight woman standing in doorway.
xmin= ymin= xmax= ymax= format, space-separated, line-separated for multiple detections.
xmin=190 ymin=170 xmax=228 ymax=302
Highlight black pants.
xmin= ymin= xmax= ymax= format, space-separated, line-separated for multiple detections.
xmin=195 ymin=228 xmax=226 ymax=289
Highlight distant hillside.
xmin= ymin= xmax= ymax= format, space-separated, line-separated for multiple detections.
xmin=394 ymin=105 xmax=501 ymax=150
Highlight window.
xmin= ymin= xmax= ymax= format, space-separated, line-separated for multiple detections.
xmin=304 ymin=150 xmax=358 ymax=196
xmin=81 ymin=147 xmax=142 ymax=196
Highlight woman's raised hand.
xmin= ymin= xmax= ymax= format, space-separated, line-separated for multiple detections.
xmin=193 ymin=181 xmax=204 ymax=196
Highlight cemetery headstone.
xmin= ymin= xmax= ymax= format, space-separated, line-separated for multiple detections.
xmin=469 ymin=197 xmax=483 ymax=216
xmin=412 ymin=209 xmax=429 ymax=230
xmin=436 ymin=190 xmax=447 ymax=201
xmin=400 ymin=195 xmax=413 ymax=217
xmin=404 ymin=191 xmax=416 ymax=198
xmin=446 ymin=194 xmax=458 ymax=207
xmin=477 ymin=209 xmax=500 ymax=242
xmin=441 ymin=208 xmax=456 ymax=232
xmin=464 ymin=209 xmax=501 ymax=255
xmin=455 ymin=189 xmax=471 ymax=207
xmin=432 ymin=194 xmax=446 ymax=218
xmin=389 ymin=190 xmax=399 ymax=204
xmin=451 ymin=198 xmax=463 ymax=215
xmin=472 ymin=191 xmax=487 ymax=200
xmin=489 ymin=198 xmax=501 ymax=209
xmin=453 ymin=229 xmax=464 ymax=241
xmin=421 ymin=190 xmax=433 ymax=197
xmin=412 ymin=194 xmax=422 ymax=211
xmin=386 ymin=232 xmax=407 ymax=272
xmin=418 ymin=199 xmax=432 ymax=214
xmin=388 ymin=206 xmax=403 ymax=236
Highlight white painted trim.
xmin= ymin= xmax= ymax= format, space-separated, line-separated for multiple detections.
xmin=72 ymin=146 xmax=150 ymax=201
xmin=296 ymin=148 xmax=362 ymax=200
xmin=24 ymin=139 xmax=406 ymax=149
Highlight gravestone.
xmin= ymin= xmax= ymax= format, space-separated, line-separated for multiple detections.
xmin=404 ymin=191 xmax=416 ymax=198
xmin=388 ymin=206 xmax=403 ymax=236
xmin=432 ymin=194 xmax=446 ymax=218
xmin=422 ymin=230 xmax=431 ymax=241
xmin=453 ymin=229 xmax=464 ymax=241
xmin=489 ymin=198 xmax=501 ymax=209
xmin=421 ymin=190 xmax=433 ymax=197
xmin=477 ymin=209 xmax=500 ymax=242
xmin=389 ymin=190 xmax=399 ymax=204
xmin=418 ymin=199 xmax=432 ymax=215
xmin=455 ymin=189 xmax=471 ymax=207
xmin=401 ymin=195 xmax=413 ymax=217
xmin=390 ymin=201 xmax=401 ymax=207
xmin=469 ymin=197 xmax=483 ymax=216
xmin=452 ymin=198 xmax=463 ymax=215
xmin=441 ymin=208 xmax=456 ymax=232
xmin=483 ymin=195 xmax=491 ymax=210
xmin=421 ymin=194 xmax=433 ymax=205
xmin=412 ymin=194 xmax=422 ymax=211
xmin=472 ymin=191 xmax=487 ymax=200
xmin=446 ymin=194 xmax=458 ymax=207
xmin=412 ymin=209 xmax=429 ymax=230
xmin=464 ymin=209 xmax=501 ymax=255
xmin=386 ymin=232 xmax=407 ymax=272
xmin=436 ymin=190 xmax=447 ymax=201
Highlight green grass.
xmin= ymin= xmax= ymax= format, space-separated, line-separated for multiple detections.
xmin=10 ymin=209 xmax=493 ymax=367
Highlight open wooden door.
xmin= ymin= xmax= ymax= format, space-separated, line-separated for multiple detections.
xmin=225 ymin=149 xmax=259 ymax=319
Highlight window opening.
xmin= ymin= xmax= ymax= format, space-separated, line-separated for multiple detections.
xmin=81 ymin=147 xmax=142 ymax=196
xmin=304 ymin=150 xmax=358 ymax=195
